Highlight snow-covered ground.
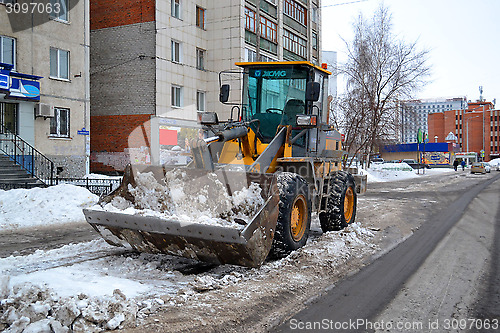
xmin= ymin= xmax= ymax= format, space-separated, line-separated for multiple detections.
xmin=0 ymin=166 xmax=460 ymax=332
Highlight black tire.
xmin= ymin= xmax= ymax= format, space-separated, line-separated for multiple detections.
xmin=319 ymin=171 xmax=357 ymax=232
xmin=270 ymin=172 xmax=312 ymax=258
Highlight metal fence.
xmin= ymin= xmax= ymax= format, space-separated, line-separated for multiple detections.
xmin=0 ymin=182 xmax=46 ymax=191
xmin=54 ymin=177 xmax=122 ymax=196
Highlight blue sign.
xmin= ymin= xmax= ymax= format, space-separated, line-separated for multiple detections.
xmin=0 ymin=70 xmax=9 ymax=90
xmin=8 ymin=78 xmax=41 ymax=101
xmin=77 ymin=128 xmax=90 ymax=135
xmin=0 ymin=64 xmax=42 ymax=101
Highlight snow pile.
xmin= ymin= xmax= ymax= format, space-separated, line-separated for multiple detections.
xmin=98 ymin=171 xmax=265 ymax=229
xmin=488 ymin=158 xmax=500 ymax=167
xmin=0 ymin=240 xmax=185 ymax=332
xmin=0 ymin=283 xmax=138 ymax=332
xmin=360 ymin=163 xmax=454 ymax=183
xmin=0 ymin=185 xmax=98 ymax=230
xmin=299 ymin=222 xmax=376 ymax=263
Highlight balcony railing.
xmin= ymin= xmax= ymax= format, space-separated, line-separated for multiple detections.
xmin=0 ymin=123 xmax=54 ymax=186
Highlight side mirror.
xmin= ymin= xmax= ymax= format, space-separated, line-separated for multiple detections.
xmin=305 ymin=82 xmax=320 ymax=102
xmin=219 ymin=84 xmax=230 ymax=103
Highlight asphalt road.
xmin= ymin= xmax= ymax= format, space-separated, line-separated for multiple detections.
xmin=0 ymin=222 xmax=98 ymax=258
xmin=276 ymin=173 xmax=500 ymax=333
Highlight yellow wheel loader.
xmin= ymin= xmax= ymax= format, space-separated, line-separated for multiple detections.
xmin=83 ymin=61 xmax=366 ymax=267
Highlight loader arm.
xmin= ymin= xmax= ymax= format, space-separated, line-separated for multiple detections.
xmin=248 ymin=126 xmax=287 ymax=173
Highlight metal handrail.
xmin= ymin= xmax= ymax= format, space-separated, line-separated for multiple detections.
xmin=0 ymin=123 xmax=54 ymax=186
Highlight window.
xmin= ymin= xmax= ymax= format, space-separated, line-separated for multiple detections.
xmin=171 ymin=85 xmax=182 ymax=107
xmin=0 ymin=35 xmax=15 ymax=68
xmin=197 ymin=91 xmax=205 ymax=111
xmin=245 ymin=48 xmax=257 ymax=62
xmin=0 ymin=102 xmax=17 ymax=134
xmin=50 ymin=108 xmax=70 ymax=137
xmin=259 ymin=16 xmax=277 ymax=42
xmin=50 ymin=0 xmax=69 ymax=22
xmin=311 ymin=6 xmax=318 ymax=23
xmin=50 ymin=47 xmax=69 ymax=80
xmin=196 ymin=6 xmax=205 ymax=29
xmin=284 ymin=0 xmax=307 ymax=26
xmin=196 ymin=48 xmax=205 ymax=70
xmin=283 ymin=30 xmax=307 ymax=58
xmin=245 ymin=7 xmax=256 ymax=33
xmin=260 ymin=53 xmax=277 ymax=62
xmin=172 ymin=0 xmax=181 ymax=19
xmin=171 ymin=40 xmax=181 ymax=63
xmin=312 ymin=32 xmax=318 ymax=50
xmin=245 ymin=7 xmax=277 ymax=43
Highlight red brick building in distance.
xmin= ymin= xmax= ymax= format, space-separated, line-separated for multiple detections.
xmin=428 ymin=101 xmax=500 ymax=161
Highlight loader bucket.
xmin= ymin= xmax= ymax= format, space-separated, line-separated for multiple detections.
xmin=83 ymin=164 xmax=280 ymax=267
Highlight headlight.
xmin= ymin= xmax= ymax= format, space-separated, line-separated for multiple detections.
xmin=296 ymin=115 xmax=317 ymax=127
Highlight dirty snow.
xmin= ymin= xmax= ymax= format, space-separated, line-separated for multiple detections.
xmin=95 ymin=171 xmax=265 ymax=229
xmin=0 ymin=166 xmax=453 ymax=332
xmin=0 ymin=218 xmax=376 ymax=332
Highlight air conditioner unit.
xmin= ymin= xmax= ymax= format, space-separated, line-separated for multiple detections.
xmin=35 ymin=103 xmax=54 ymax=118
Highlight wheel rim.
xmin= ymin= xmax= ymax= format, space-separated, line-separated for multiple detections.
xmin=290 ymin=195 xmax=307 ymax=241
xmin=344 ymin=186 xmax=355 ymax=223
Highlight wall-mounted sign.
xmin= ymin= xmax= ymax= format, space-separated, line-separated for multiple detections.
xmin=77 ymin=127 xmax=90 ymax=135
xmin=0 ymin=70 xmax=9 ymax=90
xmin=0 ymin=64 xmax=42 ymax=101
xmin=8 ymin=78 xmax=41 ymax=101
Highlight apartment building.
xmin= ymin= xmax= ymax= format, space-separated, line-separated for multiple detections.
xmin=0 ymin=0 xmax=90 ymax=177
xmin=428 ymin=101 xmax=499 ymax=161
xmin=90 ymin=0 xmax=322 ymax=173
xmin=400 ymin=97 xmax=467 ymax=143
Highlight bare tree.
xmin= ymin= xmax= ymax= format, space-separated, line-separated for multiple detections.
xmin=338 ymin=5 xmax=431 ymax=166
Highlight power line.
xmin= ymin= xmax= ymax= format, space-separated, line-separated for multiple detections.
xmin=322 ymin=0 xmax=369 ymax=8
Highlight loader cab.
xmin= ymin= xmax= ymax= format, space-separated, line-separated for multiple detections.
xmin=235 ymin=62 xmax=330 ymax=151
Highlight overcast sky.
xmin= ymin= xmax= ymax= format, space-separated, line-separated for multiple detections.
xmin=322 ymin=0 xmax=500 ymax=104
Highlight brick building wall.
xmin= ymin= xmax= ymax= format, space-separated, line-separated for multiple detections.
xmin=91 ymin=22 xmax=156 ymax=116
xmin=428 ymin=113 xmax=444 ymax=142
xmin=90 ymin=0 xmax=155 ymax=30
xmin=90 ymin=0 xmax=156 ymax=173
xmin=427 ymin=102 xmax=499 ymax=161
xmin=90 ymin=114 xmax=152 ymax=173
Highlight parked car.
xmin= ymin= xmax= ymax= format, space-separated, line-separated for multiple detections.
xmin=371 ymin=157 xmax=384 ymax=164
xmin=483 ymin=162 xmax=491 ymax=173
xmin=470 ymin=162 xmax=487 ymax=174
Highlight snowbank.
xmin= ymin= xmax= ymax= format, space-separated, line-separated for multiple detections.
xmin=0 ymin=185 xmax=98 ymax=231
xmin=488 ymin=158 xmax=500 ymax=167
xmin=360 ymin=163 xmax=455 ymax=183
